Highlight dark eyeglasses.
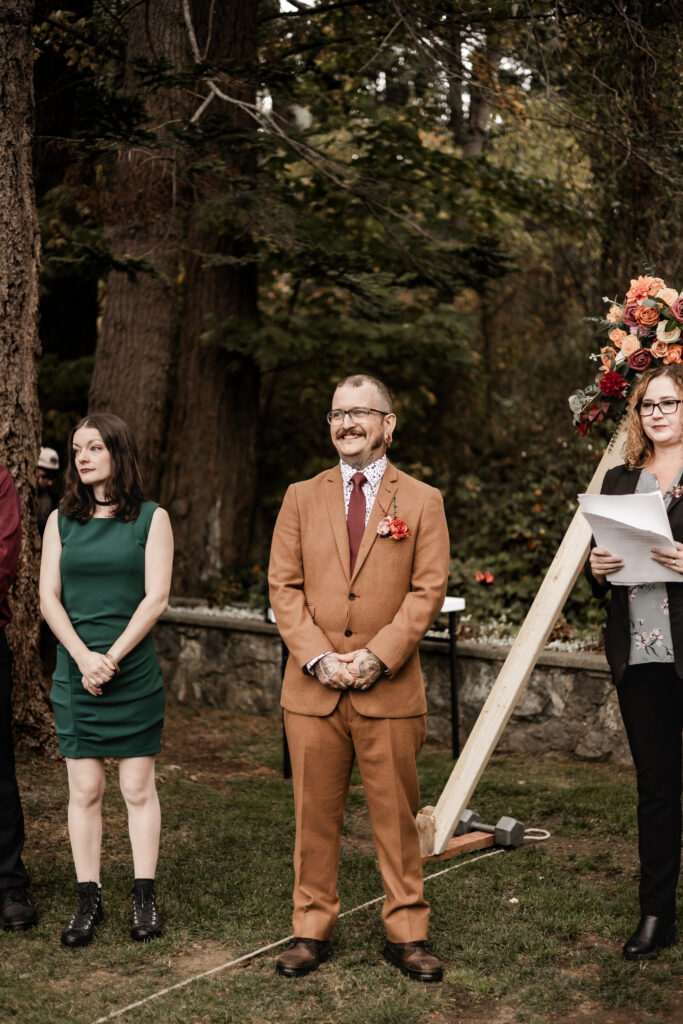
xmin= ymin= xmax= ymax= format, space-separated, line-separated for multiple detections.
xmin=638 ymin=399 xmax=682 ymax=417
xmin=326 ymin=407 xmax=389 ymax=424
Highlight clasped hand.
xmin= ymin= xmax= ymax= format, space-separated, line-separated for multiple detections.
xmin=79 ymin=651 xmax=116 ymax=697
xmin=590 ymin=542 xmax=683 ymax=585
xmin=314 ymin=649 xmax=383 ymax=691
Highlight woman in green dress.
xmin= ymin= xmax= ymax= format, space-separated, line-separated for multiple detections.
xmin=40 ymin=413 xmax=173 ymax=948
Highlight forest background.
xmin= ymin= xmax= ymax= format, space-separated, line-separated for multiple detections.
xmin=1 ymin=0 xmax=682 ymax=744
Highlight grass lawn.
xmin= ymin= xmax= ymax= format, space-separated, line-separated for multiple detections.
xmin=3 ymin=702 xmax=682 ymax=1024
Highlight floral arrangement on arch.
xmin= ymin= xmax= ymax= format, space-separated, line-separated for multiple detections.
xmin=569 ymin=274 xmax=683 ymax=435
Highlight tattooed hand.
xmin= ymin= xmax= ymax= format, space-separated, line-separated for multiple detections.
xmin=314 ymin=653 xmax=357 ymax=689
xmin=341 ymin=648 xmax=384 ymax=690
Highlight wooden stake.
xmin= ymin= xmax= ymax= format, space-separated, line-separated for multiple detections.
xmin=419 ymin=424 xmax=627 ymax=856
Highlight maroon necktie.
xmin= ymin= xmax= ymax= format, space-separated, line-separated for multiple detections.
xmin=347 ymin=472 xmax=367 ymax=575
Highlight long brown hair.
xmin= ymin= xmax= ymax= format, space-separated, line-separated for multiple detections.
xmin=61 ymin=413 xmax=145 ymax=523
xmin=622 ymin=365 xmax=683 ymax=469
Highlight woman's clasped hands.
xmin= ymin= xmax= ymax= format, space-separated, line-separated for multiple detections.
xmin=78 ymin=650 xmax=116 ymax=696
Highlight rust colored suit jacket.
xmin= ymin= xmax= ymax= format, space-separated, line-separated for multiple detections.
xmin=268 ymin=460 xmax=450 ymax=718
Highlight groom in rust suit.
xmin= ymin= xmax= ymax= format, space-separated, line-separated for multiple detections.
xmin=269 ymin=373 xmax=449 ymax=981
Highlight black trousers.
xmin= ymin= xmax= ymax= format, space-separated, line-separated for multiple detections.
xmin=0 ymin=628 xmax=30 ymax=890
xmin=618 ymin=664 xmax=683 ymax=919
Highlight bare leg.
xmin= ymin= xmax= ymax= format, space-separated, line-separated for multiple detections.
xmin=65 ymin=758 xmax=106 ymax=883
xmin=119 ymin=757 xmax=160 ymax=878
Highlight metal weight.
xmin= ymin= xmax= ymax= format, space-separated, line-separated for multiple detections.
xmin=455 ymin=809 xmax=525 ymax=848
xmin=454 ymin=808 xmax=480 ymax=837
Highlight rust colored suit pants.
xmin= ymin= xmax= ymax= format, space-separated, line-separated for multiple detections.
xmin=284 ymin=692 xmax=428 ymax=943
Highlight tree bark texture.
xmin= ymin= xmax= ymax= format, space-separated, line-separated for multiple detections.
xmin=0 ymin=0 xmax=54 ymax=748
xmin=91 ymin=0 xmax=261 ymax=592
xmin=160 ymin=0 xmax=261 ymax=593
xmin=88 ymin=0 xmax=192 ymax=495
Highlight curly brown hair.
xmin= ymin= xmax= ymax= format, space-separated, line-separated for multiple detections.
xmin=61 ymin=413 xmax=145 ymax=523
xmin=622 ymin=365 xmax=683 ymax=469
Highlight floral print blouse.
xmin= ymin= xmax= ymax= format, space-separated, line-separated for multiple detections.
xmin=628 ymin=467 xmax=683 ymax=665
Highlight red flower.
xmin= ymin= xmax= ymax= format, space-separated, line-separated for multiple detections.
xmin=627 ymin=348 xmax=653 ymax=371
xmin=476 ymin=571 xmax=494 ymax=584
xmin=389 ymin=518 xmax=410 ymax=540
xmin=599 ymin=371 xmax=627 ymax=398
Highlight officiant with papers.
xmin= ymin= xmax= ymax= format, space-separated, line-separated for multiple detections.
xmin=585 ymin=366 xmax=683 ymax=962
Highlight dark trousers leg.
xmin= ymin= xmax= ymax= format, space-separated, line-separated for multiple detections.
xmin=618 ymin=664 xmax=683 ymax=919
xmin=0 ymin=630 xmax=29 ymax=889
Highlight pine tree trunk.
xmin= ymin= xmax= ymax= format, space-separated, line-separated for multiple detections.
xmin=91 ymin=0 xmax=261 ymax=588
xmin=0 ymin=0 xmax=54 ymax=748
xmin=161 ymin=0 xmax=261 ymax=593
xmin=162 ymin=247 xmax=260 ymax=591
xmin=88 ymin=0 xmax=191 ymax=495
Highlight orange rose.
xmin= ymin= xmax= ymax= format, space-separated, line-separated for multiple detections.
xmin=635 ymin=304 xmax=660 ymax=328
xmin=609 ymin=328 xmax=627 ymax=348
xmin=606 ymin=303 xmax=623 ymax=323
xmin=600 ymin=346 xmax=617 ymax=370
xmin=663 ymin=345 xmax=683 ymax=364
xmin=650 ymin=339 xmax=669 ymax=358
xmin=621 ymin=335 xmax=639 ymax=357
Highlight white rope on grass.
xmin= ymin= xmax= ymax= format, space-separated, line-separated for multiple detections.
xmin=524 ymin=827 xmax=551 ymax=842
xmin=89 ymin=847 xmax=506 ymax=1024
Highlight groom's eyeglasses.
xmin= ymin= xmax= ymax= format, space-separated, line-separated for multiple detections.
xmin=327 ymin=408 xmax=389 ymax=424
xmin=638 ymin=399 xmax=682 ymax=417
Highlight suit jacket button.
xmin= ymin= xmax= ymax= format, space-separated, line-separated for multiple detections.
xmin=349 ymin=593 xmax=356 ymax=600
xmin=344 ymin=629 xmax=352 ymax=637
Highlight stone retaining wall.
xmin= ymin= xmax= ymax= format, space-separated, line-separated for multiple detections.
xmin=154 ymin=607 xmax=629 ymax=765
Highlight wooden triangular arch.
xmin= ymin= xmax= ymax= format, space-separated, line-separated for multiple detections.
xmin=418 ymin=423 xmax=628 ymax=856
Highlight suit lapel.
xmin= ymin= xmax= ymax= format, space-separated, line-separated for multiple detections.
xmin=666 ymin=490 xmax=683 ymax=520
xmin=351 ymin=462 xmax=399 ymax=583
xmin=324 ymin=466 xmax=351 ymax=582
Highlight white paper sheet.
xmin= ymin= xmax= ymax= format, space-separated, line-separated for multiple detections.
xmin=578 ymin=491 xmax=680 ymax=585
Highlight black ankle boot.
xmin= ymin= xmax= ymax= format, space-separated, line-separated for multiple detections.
xmin=61 ymin=882 xmax=103 ymax=948
xmin=130 ymin=879 xmax=162 ymax=941
xmin=622 ymin=915 xmax=677 ymax=961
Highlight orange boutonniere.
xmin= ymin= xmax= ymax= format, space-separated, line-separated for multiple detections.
xmin=376 ymin=496 xmax=410 ymax=541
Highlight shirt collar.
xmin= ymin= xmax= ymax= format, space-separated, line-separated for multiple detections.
xmin=340 ymin=454 xmax=387 ymax=489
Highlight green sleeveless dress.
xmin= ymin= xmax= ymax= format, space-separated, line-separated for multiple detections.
xmin=50 ymin=501 xmax=165 ymax=758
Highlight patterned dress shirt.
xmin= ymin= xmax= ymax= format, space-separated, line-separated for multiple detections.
xmin=340 ymin=455 xmax=387 ymax=525
xmin=628 ymin=467 xmax=682 ymax=666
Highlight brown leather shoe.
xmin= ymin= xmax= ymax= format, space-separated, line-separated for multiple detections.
xmin=384 ymin=940 xmax=443 ymax=982
xmin=276 ymin=937 xmax=334 ymax=977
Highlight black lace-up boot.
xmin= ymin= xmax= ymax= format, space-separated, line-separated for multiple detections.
xmin=61 ymin=882 xmax=103 ymax=948
xmin=130 ymin=878 xmax=162 ymax=941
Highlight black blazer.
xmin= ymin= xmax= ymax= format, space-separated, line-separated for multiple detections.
xmin=585 ymin=464 xmax=683 ymax=685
